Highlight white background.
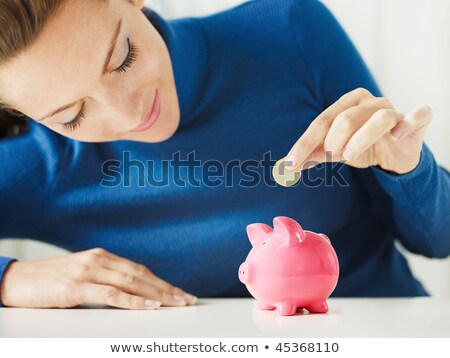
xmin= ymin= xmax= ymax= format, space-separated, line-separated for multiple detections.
xmin=1 ymin=0 xmax=449 ymax=297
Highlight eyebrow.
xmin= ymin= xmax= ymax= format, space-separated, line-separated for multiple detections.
xmin=36 ymin=18 xmax=124 ymax=122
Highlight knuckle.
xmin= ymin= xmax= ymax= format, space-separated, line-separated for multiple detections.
xmin=375 ymin=97 xmax=393 ymax=109
xmin=354 ymin=87 xmax=371 ymax=99
xmin=146 ymin=289 xmax=164 ymax=303
xmin=334 ymin=114 xmax=353 ymax=131
xmin=123 ymin=273 xmax=139 ymax=286
xmin=135 ymin=264 xmax=149 ymax=276
xmin=80 ymin=254 xmax=97 ymax=267
xmin=73 ymin=264 xmax=90 ymax=279
xmin=128 ymin=295 xmax=141 ymax=308
xmin=375 ymin=109 xmax=396 ymax=127
xmin=81 ymin=248 xmax=107 ymax=264
xmin=104 ymin=287 xmax=120 ymax=302
xmin=172 ymin=287 xmax=186 ymax=296
xmin=89 ymin=247 xmax=107 ymax=256
xmin=316 ymin=112 xmax=333 ymax=127
xmin=84 ymin=252 xmax=99 ymax=262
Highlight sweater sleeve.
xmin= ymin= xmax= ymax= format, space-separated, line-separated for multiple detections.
xmin=370 ymin=145 xmax=450 ymax=258
xmin=0 ymin=257 xmax=17 ymax=307
xmin=0 ymin=121 xmax=65 ymax=238
xmin=290 ymin=0 xmax=450 ymax=258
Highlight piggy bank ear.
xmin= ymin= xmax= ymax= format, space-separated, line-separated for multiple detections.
xmin=319 ymin=233 xmax=331 ymax=243
xmin=246 ymin=223 xmax=273 ymax=247
xmin=273 ymin=216 xmax=305 ymax=247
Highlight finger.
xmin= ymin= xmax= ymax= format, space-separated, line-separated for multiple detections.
xmin=285 ymin=88 xmax=373 ymax=170
xmin=90 ymin=267 xmax=190 ymax=307
xmin=98 ymin=258 xmax=196 ymax=306
xmin=390 ymin=105 xmax=433 ymax=141
xmin=323 ymin=99 xmax=389 ymax=160
xmin=95 ymin=249 xmax=197 ymax=305
xmin=300 ymin=145 xmax=350 ymax=170
xmin=344 ymin=109 xmax=403 ymax=160
xmin=80 ymin=283 xmax=162 ymax=310
xmin=299 ymin=145 xmax=331 ymax=170
xmin=301 ymin=145 xmax=326 ymax=169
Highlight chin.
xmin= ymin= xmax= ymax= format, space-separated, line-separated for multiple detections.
xmin=148 ymin=115 xmax=180 ymax=143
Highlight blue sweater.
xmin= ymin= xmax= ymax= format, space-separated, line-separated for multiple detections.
xmin=1 ymin=0 xmax=449 ymax=307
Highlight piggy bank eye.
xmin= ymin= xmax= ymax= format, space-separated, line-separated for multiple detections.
xmin=262 ymin=242 xmax=266 ymax=245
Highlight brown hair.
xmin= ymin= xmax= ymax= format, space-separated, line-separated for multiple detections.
xmin=0 ymin=0 xmax=108 ymax=139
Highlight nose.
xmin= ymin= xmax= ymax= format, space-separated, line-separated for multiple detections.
xmin=95 ymin=84 xmax=144 ymax=132
xmin=238 ymin=262 xmax=248 ymax=284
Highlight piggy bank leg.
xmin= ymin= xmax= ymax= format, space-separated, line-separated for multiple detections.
xmin=258 ymin=302 xmax=276 ymax=310
xmin=276 ymin=303 xmax=297 ymax=316
xmin=305 ymin=301 xmax=328 ymax=314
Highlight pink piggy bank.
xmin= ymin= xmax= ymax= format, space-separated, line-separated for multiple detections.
xmin=238 ymin=216 xmax=339 ymax=316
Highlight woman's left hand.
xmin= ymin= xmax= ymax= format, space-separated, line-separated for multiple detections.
xmin=284 ymin=88 xmax=433 ymax=175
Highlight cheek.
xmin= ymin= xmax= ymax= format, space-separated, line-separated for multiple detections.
xmin=136 ymin=47 xmax=167 ymax=84
xmin=135 ymin=26 xmax=171 ymax=82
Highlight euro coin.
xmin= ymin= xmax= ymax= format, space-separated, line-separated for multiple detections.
xmin=272 ymin=158 xmax=301 ymax=187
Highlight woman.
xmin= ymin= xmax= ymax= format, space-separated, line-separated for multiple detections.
xmin=0 ymin=0 xmax=449 ymax=310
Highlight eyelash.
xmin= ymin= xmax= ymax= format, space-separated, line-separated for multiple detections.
xmin=116 ymin=38 xmax=138 ymax=74
xmin=63 ymin=38 xmax=138 ymax=131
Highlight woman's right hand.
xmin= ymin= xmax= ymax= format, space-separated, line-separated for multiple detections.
xmin=0 ymin=248 xmax=197 ymax=309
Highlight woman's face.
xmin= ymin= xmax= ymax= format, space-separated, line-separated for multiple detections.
xmin=0 ymin=0 xmax=180 ymax=143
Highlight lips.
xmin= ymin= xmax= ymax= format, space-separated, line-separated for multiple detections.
xmin=131 ymin=90 xmax=161 ymax=132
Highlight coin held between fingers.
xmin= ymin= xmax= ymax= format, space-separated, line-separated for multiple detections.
xmin=273 ymin=158 xmax=301 ymax=187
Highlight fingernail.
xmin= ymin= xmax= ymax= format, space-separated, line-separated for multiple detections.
xmin=343 ymin=149 xmax=354 ymax=161
xmin=173 ymin=294 xmax=186 ymax=303
xmin=284 ymin=155 xmax=297 ymax=170
xmin=185 ymin=293 xmax=198 ymax=304
xmin=391 ymin=127 xmax=404 ymax=140
xmin=145 ymin=300 xmax=161 ymax=308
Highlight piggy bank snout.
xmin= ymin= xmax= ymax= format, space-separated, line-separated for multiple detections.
xmin=238 ymin=262 xmax=250 ymax=284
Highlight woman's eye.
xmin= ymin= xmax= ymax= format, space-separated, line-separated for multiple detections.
xmin=62 ymin=107 xmax=85 ymax=131
xmin=115 ymin=38 xmax=138 ymax=74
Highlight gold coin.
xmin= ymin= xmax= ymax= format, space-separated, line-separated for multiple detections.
xmin=272 ymin=157 xmax=301 ymax=187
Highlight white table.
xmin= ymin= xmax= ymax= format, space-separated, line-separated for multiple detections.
xmin=0 ymin=298 xmax=449 ymax=338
